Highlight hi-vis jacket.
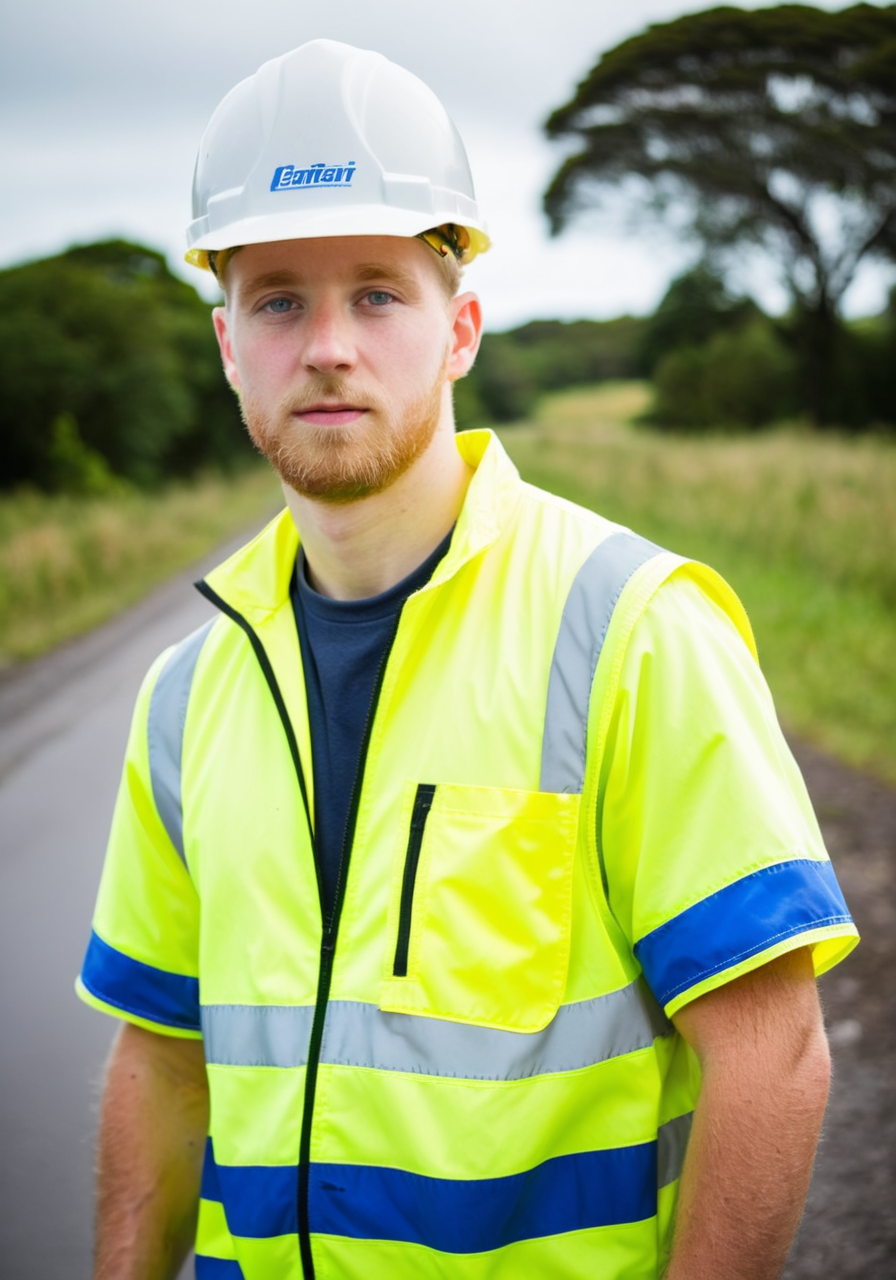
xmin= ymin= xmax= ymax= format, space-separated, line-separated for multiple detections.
xmin=78 ymin=430 xmax=857 ymax=1280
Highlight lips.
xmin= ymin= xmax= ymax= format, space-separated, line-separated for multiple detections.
xmin=293 ymin=404 xmax=367 ymax=427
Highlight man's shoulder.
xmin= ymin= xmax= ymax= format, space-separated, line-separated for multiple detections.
xmin=505 ymin=473 xmax=641 ymax=572
xmin=512 ymin=478 xmax=756 ymax=661
xmin=126 ymin=617 xmax=220 ymax=730
xmin=516 ymin=472 xmax=613 ymax=530
xmin=155 ymin=616 xmax=219 ymax=683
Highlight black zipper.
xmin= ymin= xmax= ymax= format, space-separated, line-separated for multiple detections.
xmin=194 ymin=581 xmax=315 ymax=840
xmin=296 ymin=612 xmax=401 ymax=1280
xmin=198 ymin=579 xmax=400 ymax=1280
xmin=392 ymin=783 xmax=436 ymax=977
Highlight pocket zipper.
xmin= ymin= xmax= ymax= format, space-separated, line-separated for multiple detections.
xmin=393 ymin=783 xmax=436 ymax=977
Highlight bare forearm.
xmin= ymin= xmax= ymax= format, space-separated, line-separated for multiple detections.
xmin=664 ymin=950 xmax=831 ymax=1280
xmin=94 ymin=1023 xmax=209 ymax=1280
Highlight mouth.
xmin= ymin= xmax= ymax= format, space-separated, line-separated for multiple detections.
xmin=293 ymin=403 xmax=367 ymax=428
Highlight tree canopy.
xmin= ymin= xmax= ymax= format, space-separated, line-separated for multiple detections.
xmin=0 ymin=240 xmax=250 ymax=491
xmin=543 ymin=4 xmax=896 ymax=421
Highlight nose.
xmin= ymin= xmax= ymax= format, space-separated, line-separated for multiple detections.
xmin=301 ymin=300 xmax=356 ymax=374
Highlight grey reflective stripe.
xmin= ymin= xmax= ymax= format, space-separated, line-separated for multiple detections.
xmin=147 ymin=620 xmax=214 ymax=863
xmin=541 ymin=531 xmax=661 ymax=793
xmin=202 ymin=1002 xmax=316 ymax=1068
xmin=201 ymin=978 xmax=671 ymax=1078
xmin=657 ymin=1111 xmax=693 ymax=1187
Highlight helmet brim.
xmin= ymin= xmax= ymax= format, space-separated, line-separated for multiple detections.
xmin=185 ymin=207 xmax=490 ymax=271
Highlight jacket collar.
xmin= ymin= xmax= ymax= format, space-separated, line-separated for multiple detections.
xmin=200 ymin=430 xmax=522 ymax=623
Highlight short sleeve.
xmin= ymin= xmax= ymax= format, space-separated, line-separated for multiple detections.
xmin=599 ymin=568 xmax=858 ymax=1018
xmin=76 ymin=646 xmax=202 ymax=1038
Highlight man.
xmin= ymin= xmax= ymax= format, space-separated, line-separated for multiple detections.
xmin=78 ymin=39 xmax=858 ymax=1280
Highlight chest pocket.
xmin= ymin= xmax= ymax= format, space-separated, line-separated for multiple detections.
xmin=379 ymin=782 xmax=580 ymax=1033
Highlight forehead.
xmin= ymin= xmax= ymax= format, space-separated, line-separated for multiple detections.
xmin=224 ymin=235 xmax=442 ymax=295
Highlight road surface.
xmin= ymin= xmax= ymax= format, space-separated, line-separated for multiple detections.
xmin=0 ymin=533 xmax=893 ymax=1277
xmin=0 ymin=535 xmax=250 ymax=1280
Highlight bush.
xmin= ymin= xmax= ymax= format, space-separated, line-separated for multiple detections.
xmin=46 ymin=413 xmax=121 ymax=496
xmin=702 ymin=321 xmax=798 ymax=427
xmin=649 ymin=320 xmax=798 ymax=430
xmin=639 ymin=266 xmax=761 ymax=375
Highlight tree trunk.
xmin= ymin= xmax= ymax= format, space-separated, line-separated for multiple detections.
xmin=783 ymin=300 xmax=844 ymax=428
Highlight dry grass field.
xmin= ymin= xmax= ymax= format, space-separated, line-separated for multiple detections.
xmin=500 ymin=383 xmax=896 ymax=783
xmin=0 ymin=465 xmax=280 ymax=662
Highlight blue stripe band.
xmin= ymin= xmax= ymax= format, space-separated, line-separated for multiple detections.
xmin=195 ymin=1259 xmax=244 ymax=1279
xmin=80 ymin=929 xmax=201 ymax=1032
xmin=309 ymin=1149 xmax=656 ymax=1251
xmin=201 ymin=1139 xmax=223 ymax=1202
xmin=203 ymin=1144 xmax=659 ymax=1246
xmin=635 ymin=858 xmax=852 ymax=1008
xmin=216 ymin=1161 xmax=298 ymax=1238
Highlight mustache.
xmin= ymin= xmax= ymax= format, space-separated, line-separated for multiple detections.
xmin=283 ymin=377 xmax=376 ymax=414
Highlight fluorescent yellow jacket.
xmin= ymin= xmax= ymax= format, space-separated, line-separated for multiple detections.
xmin=78 ymin=430 xmax=857 ymax=1280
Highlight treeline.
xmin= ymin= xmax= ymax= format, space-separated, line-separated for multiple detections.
xmin=458 ymin=265 xmax=896 ymax=433
xmin=454 ymin=316 xmax=648 ymax=427
xmin=3 ymin=240 xmax=894 ymax=497
xmin=0 ymin=240 xmax=250 ymax=494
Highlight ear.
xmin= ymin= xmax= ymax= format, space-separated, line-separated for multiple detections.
xmin=213 ymin=306 xmax=241 ymax=392
xmin=447 ymin=291 xmax=483 ymax=381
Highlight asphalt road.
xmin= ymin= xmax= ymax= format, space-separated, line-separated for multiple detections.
xmin=1 ymin=533 xmax=893 ymax=1278
xmin=0 ymin=536 xmax=252 ymax=1280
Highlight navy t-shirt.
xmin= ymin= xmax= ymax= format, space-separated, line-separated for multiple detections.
xmin=291 ymin=532 xmax=452 ymax=921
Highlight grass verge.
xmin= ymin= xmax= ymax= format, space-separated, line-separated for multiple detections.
xmin=499 ymin=383 xmax=896 ymax=784
xmin=0 ymin=464 xmax=281 ymax=663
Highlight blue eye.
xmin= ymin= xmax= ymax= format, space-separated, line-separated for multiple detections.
xmin=366 ymin=291 xmax=394 ymax=306
xmin=265 ymin=297 xmax=293 ymax=313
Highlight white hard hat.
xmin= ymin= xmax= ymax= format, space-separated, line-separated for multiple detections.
xmin=185 ymin=39 xmax=490 ymax=271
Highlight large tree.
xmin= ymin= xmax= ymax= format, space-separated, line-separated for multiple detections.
xmin=543 ymin=4 xmax=896 ymax=423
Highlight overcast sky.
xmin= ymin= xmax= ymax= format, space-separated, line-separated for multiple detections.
xmin=1 ymin=0 xmax=890 ymax=329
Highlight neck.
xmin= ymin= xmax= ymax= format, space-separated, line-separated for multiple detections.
xmin=282 ymin=423 xmax=473 ymax=601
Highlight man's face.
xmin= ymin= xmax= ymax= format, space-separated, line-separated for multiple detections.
xmin=214 ymin=236 xmax=473 ymax=503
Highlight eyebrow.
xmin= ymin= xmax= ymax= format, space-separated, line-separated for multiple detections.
xmin=354 ymin=262 xmax=420 ymax=294
xmin=239 ymin=262 xmax=422 ymax=299
xmin=240 ymin=269 xmax=302 ymax=295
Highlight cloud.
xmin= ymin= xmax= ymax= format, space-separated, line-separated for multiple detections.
xmin=1 ymin=0 xmax=890 ymax=323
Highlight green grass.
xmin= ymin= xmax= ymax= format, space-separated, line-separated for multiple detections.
xmin=0 ymin=464 xmax=281 ymax=662
xmin=499 ymin=383 xmax=896 ymax=784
